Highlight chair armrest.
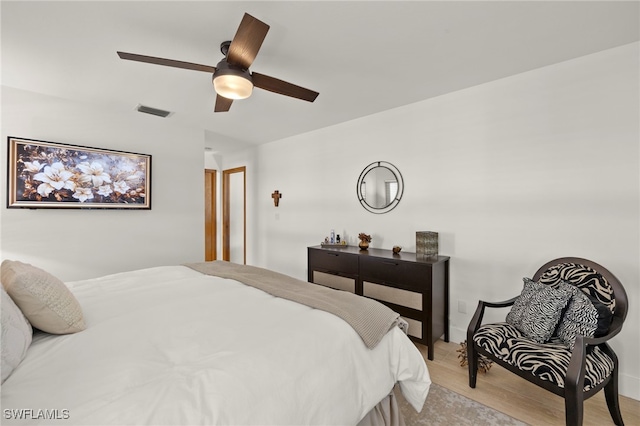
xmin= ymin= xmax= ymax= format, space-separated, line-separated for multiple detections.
xmin=480 ymin=296 xmax=519 ymax=309
xmin=466 ymin=296 xmax=519 ymax=342
xmin=573 ymin=316 xmax=624 ymax=348
xmin=565 ymin=337 xmax=588 ymax=393
xmin=565 ymin=316 xmax=624 ymax=393
xmin=588 ymin=316 xmax=624 ymax=344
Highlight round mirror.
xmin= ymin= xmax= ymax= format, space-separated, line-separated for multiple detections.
xmin=356 ymin=161 xmax=404 ymax=214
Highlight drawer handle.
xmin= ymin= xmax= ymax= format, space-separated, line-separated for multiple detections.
xmin=382 ymin=261 xmax=399 ymax=266
xmin=326 ymin=253 xmax=340 ymax=257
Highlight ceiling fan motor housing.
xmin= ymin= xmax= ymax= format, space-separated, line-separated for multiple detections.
xmin=212 ymin=60 xmax=253 ymax=99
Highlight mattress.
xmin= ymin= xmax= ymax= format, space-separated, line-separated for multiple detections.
xmin=1 ymin=265 xmax=430 ymax=425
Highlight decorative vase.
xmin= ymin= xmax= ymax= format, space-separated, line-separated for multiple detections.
xmin=358 ymin=240 xmax=369 ymax=250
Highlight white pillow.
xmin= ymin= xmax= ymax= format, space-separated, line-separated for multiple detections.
xmin=1 ymin=285 xmax=33 ymax=383
xmin=1 ymin=260 xmax=86 ymax=334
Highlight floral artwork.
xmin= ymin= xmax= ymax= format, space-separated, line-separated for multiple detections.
xmin=7 ymin=137 xmax=151 ymax=209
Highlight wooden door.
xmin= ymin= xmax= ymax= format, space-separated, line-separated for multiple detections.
xmin=204 ymin=169 xmax=217 ymax=261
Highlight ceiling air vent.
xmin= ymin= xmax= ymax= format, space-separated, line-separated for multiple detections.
xmin=136 ymin=104 xmax=172 ymax=118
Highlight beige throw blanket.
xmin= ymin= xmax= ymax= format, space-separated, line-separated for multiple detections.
xmin=184 ymin=261 xmax=402 ymax=349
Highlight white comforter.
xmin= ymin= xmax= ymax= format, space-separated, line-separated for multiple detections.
xmin=1 ymin=266 xmax=430 ymax=425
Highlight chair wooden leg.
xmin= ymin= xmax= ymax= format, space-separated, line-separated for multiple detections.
xmin=604 ymin=371 xmax=624 ymax=425
xmin=564 ymin=387 xmax=583 ymax=426
xmin=564 ymin=377 xmax=584 ymax=426
xmin=467 ymin=341 xmax=478 ymax=388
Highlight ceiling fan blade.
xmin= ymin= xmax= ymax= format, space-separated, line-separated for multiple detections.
xmin=226 ymin=13 xmax=270 ymax=70
xmin=117 ymin=51 xmax=217 ymax=73
xmin=214 ymin=95 xmax=233 ymax=112
xmin=252 ymin=72 xmax=319 ymax=103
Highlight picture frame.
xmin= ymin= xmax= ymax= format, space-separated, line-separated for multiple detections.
xmin=7 ymin=137 xmax=151 ymax=209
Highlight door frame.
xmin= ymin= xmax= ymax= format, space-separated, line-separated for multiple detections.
xmin=222 ymin=166 xmax=246 ymax=263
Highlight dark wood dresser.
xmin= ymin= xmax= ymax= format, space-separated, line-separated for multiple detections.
xmin=307 ymin=245 xmax=450 ymax=360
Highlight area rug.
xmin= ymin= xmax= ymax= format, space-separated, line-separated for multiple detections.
xmin=396 ymin=383 xmax=528 ymax=425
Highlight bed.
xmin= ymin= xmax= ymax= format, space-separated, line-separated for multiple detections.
xmin=1 ymin=260 xmax=430 ymax=425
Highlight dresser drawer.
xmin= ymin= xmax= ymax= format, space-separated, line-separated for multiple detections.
xmin=308 ymin=249 xmax=358 ymax=275
xmin=360 ymin=257 xmax=428 ymax=290
xmin=363 ymin=281 xmax=422 ymax=310
xmin=313 ymin=271 xmax=356 ymax=293
xmin=402 ymin=316 xmax=423 ymax=339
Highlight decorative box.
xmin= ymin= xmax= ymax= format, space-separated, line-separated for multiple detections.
xmin=416 ymin=231 xmax=438 ymax=258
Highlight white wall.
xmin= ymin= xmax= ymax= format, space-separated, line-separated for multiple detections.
xmin=226 ymin=43 xmax=640 ymax=399
xmin=0 ymin=87 xmax=205 ymax=281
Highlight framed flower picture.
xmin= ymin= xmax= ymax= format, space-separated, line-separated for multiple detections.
xmin=7 ymin=137 xmax=151 ymax=209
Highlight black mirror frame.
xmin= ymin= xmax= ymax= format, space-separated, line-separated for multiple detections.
xmin=356 ymin=161 xmax=404 ymax=214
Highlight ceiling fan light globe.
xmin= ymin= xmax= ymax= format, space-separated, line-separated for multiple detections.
xmin=214 ymin=75 xmax=253 ymax=99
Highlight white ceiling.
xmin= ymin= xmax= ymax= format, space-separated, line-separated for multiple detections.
xmin=2 ymin=1 xmax=638 ymax=153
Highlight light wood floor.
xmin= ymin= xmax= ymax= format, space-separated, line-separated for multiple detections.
xmin=416 ymin=340 xmax=640 ymax=426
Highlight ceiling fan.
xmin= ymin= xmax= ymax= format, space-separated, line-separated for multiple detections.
xmin=117 ymin=13 xmax=319 ymax=113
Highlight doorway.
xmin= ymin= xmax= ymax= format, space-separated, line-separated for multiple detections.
xmin=204 ymin=169 xmax=217 ymax=261
xmin=222 ymin=166 xmax=246 ymax=264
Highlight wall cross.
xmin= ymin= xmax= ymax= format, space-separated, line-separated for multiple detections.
xmin=271 ymin=190 xmax=282 ymax=207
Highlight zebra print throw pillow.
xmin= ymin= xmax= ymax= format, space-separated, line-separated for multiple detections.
xmin=557 ymin=287 xmax=613 ymax=350
xmin=506 ymin=278 xmax=574 ymax=343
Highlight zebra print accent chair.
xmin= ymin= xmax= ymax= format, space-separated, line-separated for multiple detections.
xmin=466 ymin=258 xmax=628 ymax=426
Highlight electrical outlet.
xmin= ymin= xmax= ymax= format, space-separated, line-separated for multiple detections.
xmin=458 ymin=300 xmax=467 ymax=314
